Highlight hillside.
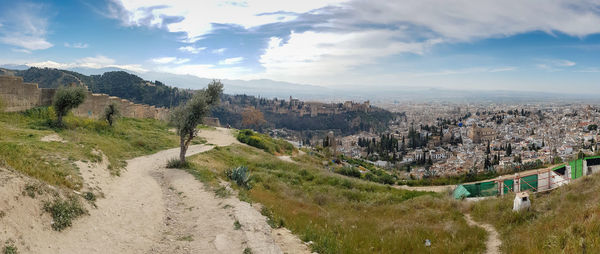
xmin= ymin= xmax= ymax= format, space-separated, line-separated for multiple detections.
xmin=0 ymin=108 xmax=489 ymax=253
xmin=1 ymin=67 xmax=397 ymax=135
xmin=0 ymin=67 xmax=192 ymax=108
xmin=467 ymin=173 xmax=600 ymax=253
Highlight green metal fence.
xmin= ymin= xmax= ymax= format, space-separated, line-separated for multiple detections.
xmin=454 ymin=181 xmax=498 ymax=198
xmin=520 ymin=174 xmax=538 ymax=192
xmin=570 ymin=159 xmax=583 ymax=179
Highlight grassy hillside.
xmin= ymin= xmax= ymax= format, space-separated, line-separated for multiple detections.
xmin=0 ymin=107 xmax=182 ymax=189
xmin=187 ymin=143 xmax=486 ymax=253
xmin=468 ymin=174 xmax=600 ymax=253
xmin=236 ymin=129 xmax=296 ymax=155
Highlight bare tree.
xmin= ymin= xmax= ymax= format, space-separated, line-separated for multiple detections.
xmin=170 ymin=80 xmax=223 ymax=165
xmin=241 ymin=106 xmax=266 ymax=130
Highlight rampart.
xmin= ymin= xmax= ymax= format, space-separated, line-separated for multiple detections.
xmin=0 ymin=75 xmax=170 ymax=121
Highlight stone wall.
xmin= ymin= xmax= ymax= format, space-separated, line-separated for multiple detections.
xmin=0 ymin=75 xmax=170 ymax=121
xmin=0 ymin=76 xmax=42 ymax=112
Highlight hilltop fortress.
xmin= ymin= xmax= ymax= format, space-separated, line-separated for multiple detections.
xmin=0 ymin=75 xmax=170 ymax=121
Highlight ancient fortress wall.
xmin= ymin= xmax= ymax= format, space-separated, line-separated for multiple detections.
xmin=0 ymin=75 xmax=170 ymax=121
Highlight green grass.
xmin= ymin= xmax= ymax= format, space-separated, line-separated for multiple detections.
xmin=236 ymin=129 xmax=296 ymax=155
xmin=468 ymin=173 xmax=600 ymax=253
xmin=187 ymin=145 xmax=486 ymax=253
xmin=3 ymin=240 xmax=17 ymax=254
xmin=0 ymin=108 xmax=183 ymax=189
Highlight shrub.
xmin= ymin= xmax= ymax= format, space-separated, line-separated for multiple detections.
xmin=335 ymin=167 xmax=362 ymax=178
xmin=43 ymin=196 xmax=88 ymax=231
xmin=236 ymin=129 xmax=296 ymax=155
xmin=3 ymin=241 xmax=17 ymax=254
xmin=104 ymin=103 xmax=120 ymax=127
xmin=166 ymin=158 xmax=190 ymax=169
xmin=226 ymin=166 xmax=251 ymax=189
xmin=53 ymin=86 xmax=87 ymax=126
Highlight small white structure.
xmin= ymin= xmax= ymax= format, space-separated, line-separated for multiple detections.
xmin=513 ymin=192 xmax=531 ymax=212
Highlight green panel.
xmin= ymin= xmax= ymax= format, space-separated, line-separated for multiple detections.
xmin=461 ymin=181 xmax=498 ymax=197
xmin=479 ymin=181 xmax=498 ymax=197
xmin=503 ymin=179 xmax=514 ymax=193
xmin=570 ymin=159 xmax=584 ymax=179
xmin=585 ymin=156 xmax=600 ymax=160
xmin=552 ymin=165 xmax=566 ymax=171
xmin=520 ymin=174 xmax=538 ymax=192
xmin=453 ymin=185 xmax=471 ymax=199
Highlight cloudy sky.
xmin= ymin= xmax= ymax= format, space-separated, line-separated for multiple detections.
xmin=1 ymin=0 xmax=600 ymax=93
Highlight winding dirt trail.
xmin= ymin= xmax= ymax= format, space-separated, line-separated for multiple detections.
xmin=2 ymin=128 xmax=310 ymax=254
xmin=464 ymin=214 xmax=501 ymax=254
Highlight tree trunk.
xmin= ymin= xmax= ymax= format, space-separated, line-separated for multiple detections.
xmin=179 ymin=135 xmax=188 ymax=164
xmin=57 ymin=114 xmax=63 ymax=126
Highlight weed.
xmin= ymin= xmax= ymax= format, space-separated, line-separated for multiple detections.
xmin=0 ymin=210 xmax=5 ymax=218
xmin=243 ymin=247 xmax=252 ymax=254
xmin=166 ymin=158 xmax=190 ymax=169
xmin=225 ymin=166 xmax=251 ymax=189
xmin=43 ymin=196 xmax=88 ymax=231
xmin=22 ymin=183 xmax=43 ymax=198
xmin=176 ymin=235 xmax=194 ymax=241
xmin=234 ymin=220 xmax=242 ymax=230
xmin=222 ymin=204 xmax=233 ymax=209
xmin=215 ymin=187 xmax=231 ymax=198
xmin=83 ymin=192 xmax=96 ymax=202
xmin=3 ymin=240 xmax=17 ymax=254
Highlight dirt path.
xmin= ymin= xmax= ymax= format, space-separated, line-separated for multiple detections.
xmin=394 ymin=184 xmax=455 ymax=193
xmin=2 ymin=128 xmax=309 ymax=254
xmin=464 ymin=214 xmax=501 ymax=254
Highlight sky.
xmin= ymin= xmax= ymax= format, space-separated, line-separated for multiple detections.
xmin=1 ymin=0 xmax=600 ymax=94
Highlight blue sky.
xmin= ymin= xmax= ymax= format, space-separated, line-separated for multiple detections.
xmin=1 ymin=0 xmax=600 ymax=93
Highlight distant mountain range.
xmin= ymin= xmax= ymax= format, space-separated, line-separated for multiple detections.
xmin=2 ymin=65 xmax=598 ymax=104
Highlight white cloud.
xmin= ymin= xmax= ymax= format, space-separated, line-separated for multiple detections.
xmin=109 ymin=0 xmax=346 ymax=42
xmin=218 ymin=57 xmax=244 ymax=65
xmin=536 ymin=59 xmax=576 ymax=71
xmin=0 ymin=2 xmax=53 ymax=50
xmin=212 ymin=48 xmax=226 ymax=54
xmin=259 ymin=30 xmax=442 ymax=79
xmin=64 ymin=42 xmax=89 ymax=48
xmin=178 ymin=45 xmax=205 ymax=54
xmin=11 ymin=48 xmax=32 ymax=54
xmin=27 ymin=55 xmax=148 ymax=73
xmin=157 ymin=64 xmax=252 ymax=80
xmin=339 ymin=0 xmax=600 ymax=42
xmin=151 ymin=57 xmax=190 ymax=65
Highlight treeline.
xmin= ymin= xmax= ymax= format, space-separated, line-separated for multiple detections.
xmin=212 ymin=94 xmax=396 ymax=135
xmin=13 ymin=67 xmax=192 ymax=108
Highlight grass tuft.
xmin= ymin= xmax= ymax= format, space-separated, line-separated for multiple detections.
xmin=166 ymin=158 xmax=190 ymax=169
xmin=43 ymin=196 xmax=88 ymax=231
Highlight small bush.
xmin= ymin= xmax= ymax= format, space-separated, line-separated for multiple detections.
xmin=22 ymin=183 xmax=43 ymax=198
xmin=243 ymin=248 xmax=253 ymax=254
xmin=335 ymin=167 xmax=362 ymax=178
xmin=43 ymin=196 xmax=88 ymax=231
xmin=234 ymin=220 xmax=242 ymax=230
xmin=215 ymin=187 xmax=231 ymax=198
xmin=226 ymin=166 xmax=251 ymax=189
xmin=166 ymin=158 xmax=190 ymax=169
xmin=83 ymin=192 xmax=96 ymax=202
xmin=3 ymin=241 xmax=17 ymax=254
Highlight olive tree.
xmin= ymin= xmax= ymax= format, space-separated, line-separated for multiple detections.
xmin=170 ymin=80 xmax=223 ymax=165
xmin=104 ymin=103 xmax=120 ymax=126
xmin=53 ymin=86 xmax=86 ymax=126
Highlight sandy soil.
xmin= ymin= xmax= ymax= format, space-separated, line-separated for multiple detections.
xmin=40 ymin=134 xmax=66 ymax=143
xmin=464 ymin=214 xmax=501 ymax=254
xmin=1 ymin=128 xmax=309 ymax=254
xmin=394 ymin=184 xmax=455 ymax=193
